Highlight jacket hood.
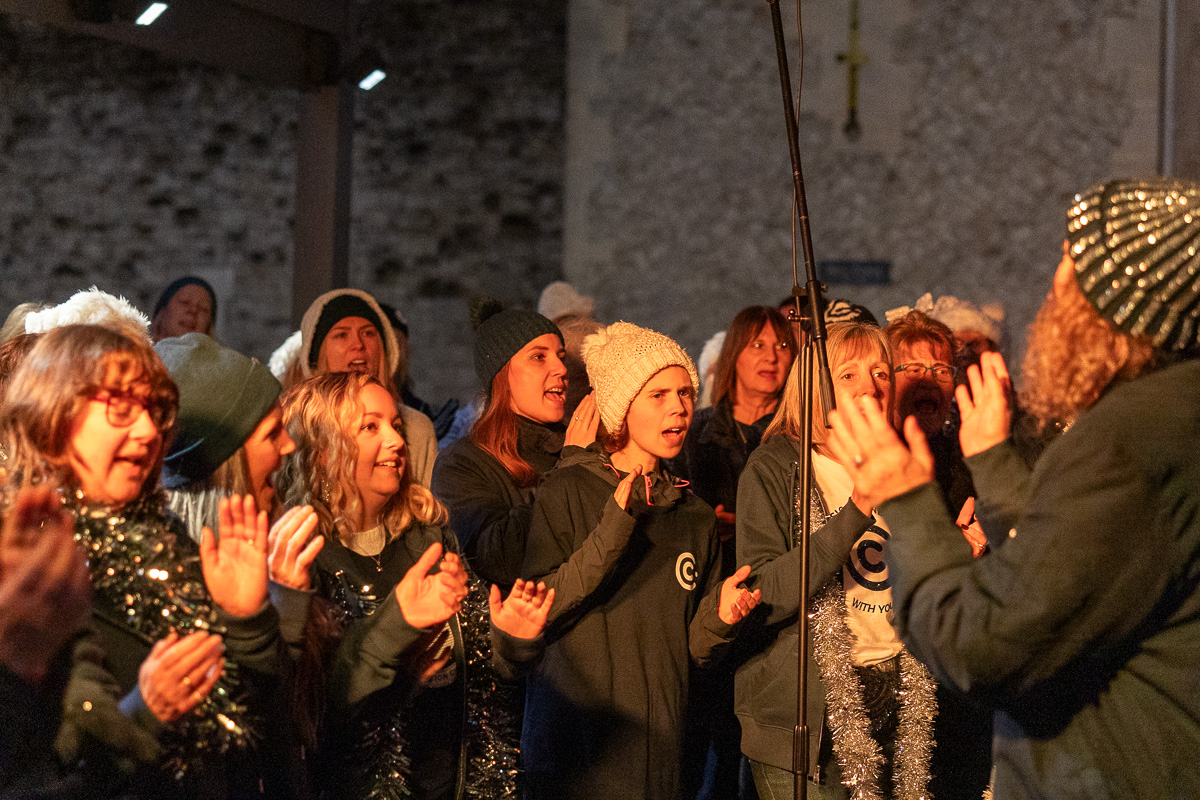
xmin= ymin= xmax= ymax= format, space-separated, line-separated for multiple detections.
xmin=299 ymin=288 xmax=401 ymax=379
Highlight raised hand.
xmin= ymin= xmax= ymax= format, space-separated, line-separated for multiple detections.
xmin=957 ymin=351 xmax=1013 ymax=457
xmin=614 ymin=464 xmax=642 ymax=511
xmin=138 ymin=630 xmax=225 ymax=723
xmin=828 ymin=397 xmax=935 ymax=509
xmin=201 ymin=494 xmax=269 ymax=617
xmin=564 ymin=392 xmax=600 ymax=448
xmin=717 ymin=565 xmax=762 ymax=625
xmin=0 ymin=486 xmax=91 ymax=684
xmin=489 ymin=579 xmax=555 ymax=640
xmin=394 ymin=542 xmax=469 ymax=629
xmin=267 ymin=505 xmax=324 ymax=590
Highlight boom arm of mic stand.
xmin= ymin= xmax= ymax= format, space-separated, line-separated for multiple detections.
xmin=767 ymin=0 xmax=835 ymax=424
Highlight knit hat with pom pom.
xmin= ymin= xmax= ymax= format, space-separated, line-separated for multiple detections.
xmin=472 ymin=300 xmax=563 ymax=390
xmin=581 ymin=321 xmax=699 ymax=431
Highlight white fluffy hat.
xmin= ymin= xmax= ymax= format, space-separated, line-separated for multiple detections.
xmin=885 ymin=292 xmax=1006 ymax=346
xmin=24 ymin=286 xmax=152 ymax=343
xmin=538 ymin=281 xmax=595 ymax=322
xmin=581 ymin=321 xmax=699 ymax=432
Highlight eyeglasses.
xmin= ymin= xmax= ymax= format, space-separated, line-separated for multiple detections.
xmin=893 ymin=363 xmax=959 ymax=383
xmin=92 ymin=391 xmax=175 ymax=431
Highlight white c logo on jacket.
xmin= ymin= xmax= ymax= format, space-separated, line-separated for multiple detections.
xmin=676 ymin=552 xmax=697 ymax=590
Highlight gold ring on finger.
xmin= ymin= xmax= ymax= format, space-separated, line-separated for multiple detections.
xmin=852 ymin=453 xmax=866 ymax=467
xmin=182 ymin=675 xmax=192 ymax=688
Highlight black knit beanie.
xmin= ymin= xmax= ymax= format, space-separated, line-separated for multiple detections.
xmin=155 ymin=333 xmax=282 ymax=488
xmin=473 ymin=308 xmax=563 ymax=389
xmin=153 ymin=276 xmax=218 ymax=321
xmin=308 ymin=294 xmax=385 ymax=369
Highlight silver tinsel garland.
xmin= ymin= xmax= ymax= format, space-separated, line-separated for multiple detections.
xmin=67 ymin=490 xmax=253 ymax=778
xmin=331 ymin=560 xmax=522 ymax=800
xmin=459 ymin=574 xmax=522 ymax=800
xmin=797 ymin=481 xmax=938 ymax=800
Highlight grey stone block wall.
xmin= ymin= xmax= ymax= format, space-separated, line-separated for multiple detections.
xmin=565 ymin=0 xmax=1160 ymax=370
xmin=0 ymin=0 xmax=1164 ymax=407
xmin=0 ymin=1 xmax=566 ymax=406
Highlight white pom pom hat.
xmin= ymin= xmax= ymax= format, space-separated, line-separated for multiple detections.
xmin=581 ymin=321 xmax=699 ymax=432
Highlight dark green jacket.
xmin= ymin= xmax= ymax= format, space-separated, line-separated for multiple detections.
xmin=883 ymin=359 xmax=1200 ymax=800
xmin=731 ymin=434 xmax=874 ymax=776
xmin=317 ymin=522 xmax=541 ymax=800
xmin=432 ymin=417 xmax=565 ymax=589
xmin=520 ymin=445 xmax=732 ymax=800
xmin=57 ymin=520 xmax=284 ymax=800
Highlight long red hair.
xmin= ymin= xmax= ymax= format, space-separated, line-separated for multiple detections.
xmin=471 ymin=362 xmax=539 ymax=488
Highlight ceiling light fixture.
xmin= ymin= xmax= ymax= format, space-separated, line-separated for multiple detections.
xmin=135 ymin=3 xmax=168 ymax=26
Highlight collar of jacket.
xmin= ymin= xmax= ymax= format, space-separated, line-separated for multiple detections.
xmin=697 ymin=398 xmax=745 ymax=453
xmin=567 ymin=442 xmax=688 ymax=507
xmin=515 ymin=414 xmax=566 ymax=455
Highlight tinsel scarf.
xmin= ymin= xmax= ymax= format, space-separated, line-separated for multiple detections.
xmin=331 ymin=564 xmax=522 ymax=800
xmin=67 ymin=490 xmax=253 ymax=778
xmin=796 ymin=483 xmax=937 ymax=800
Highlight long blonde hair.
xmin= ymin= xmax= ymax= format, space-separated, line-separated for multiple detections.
xmin=0 ymin=324 xmax=177 ymax=501
xmin=763 ymin=322 xmax=893 ymax=448
xmin=278 ymin=372 xmax=446 ymax=542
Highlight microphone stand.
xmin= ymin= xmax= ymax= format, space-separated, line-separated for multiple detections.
xmin=764 ymin=1 xmax=835 ymax=797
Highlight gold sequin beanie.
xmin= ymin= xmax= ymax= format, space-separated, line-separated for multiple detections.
xmin=581 ymin=321 xmax=699 ymax=431
xmin=1067 ymin=177 xmax=1200 ymax=351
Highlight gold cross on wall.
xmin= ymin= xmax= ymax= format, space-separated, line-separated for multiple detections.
xmin=836 ymin=0 xmax=868 ymax=140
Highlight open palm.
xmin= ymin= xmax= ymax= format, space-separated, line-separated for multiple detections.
xmin=490 ymin=579 xmax=555 ymax=640
xmin=200 ymin=494 xmax=269 ymax=617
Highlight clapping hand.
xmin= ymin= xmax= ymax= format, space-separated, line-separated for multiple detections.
xmin=201 ymin=494 xmax=269 ymax=617
xmin=565 ymin=392 xmax=601 ymax=448
xmin=957 ymin=351 xmax=1013 ymax=458
xmin=138 ymin=630 xmax=225 ymax=723
xmin=267 ymin=505 xmax=324 ymax=590
xmin=489 ymin=579 xmax=555 ymax=640
xmin=395 ymin=542 xmax=469 ymax=629
xmin=0 ymin=486 xmax=91 ymax=684
xmin=717 ymin=565 xmax=762 ymax=625
xmin=614 ymin=464 xmax=642 ymax=511
xmin=828 ymin=397 xmax=935 ymax=509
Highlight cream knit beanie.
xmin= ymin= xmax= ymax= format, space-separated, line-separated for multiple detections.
xmin=581 ymin=321 xmax=699 ymax=432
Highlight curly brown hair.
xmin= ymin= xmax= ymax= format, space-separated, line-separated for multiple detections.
xmin=278 ymin=371 xmax=446 ymax=542
xmin=1020 ymin=274 xmax=1154 ymax=430
xmin=0 ymin=324 xmax=177 ymax=501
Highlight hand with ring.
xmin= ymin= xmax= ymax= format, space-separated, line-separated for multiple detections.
xmin=564 ymin=392 xmax=600 ymax=448
xmin=138 ymin=630 xmax=226 ymax=723
xmin=828 ymin=396 xmax=935 ymax=510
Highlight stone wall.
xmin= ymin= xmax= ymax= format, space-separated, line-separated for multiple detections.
xmin=565 ymin=0 xmax=1161 ymax=368
xmin=0 ymin=0 xmax=1167 ymax=406
xmin=0 ymin=0 xmax=567 ymax=406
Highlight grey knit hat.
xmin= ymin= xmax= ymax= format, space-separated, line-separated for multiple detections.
xmin=156 ymin=333 xmax=282 ymax=488
xmin=581 ymin=321 xmax=699 ymax=432
xmin=473 ymin=308 xmax=563 ymax=389
xmin=1067 ymin=177 xmax=1200 ymax=351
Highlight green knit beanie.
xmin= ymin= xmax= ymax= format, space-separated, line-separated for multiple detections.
xmin=473 ymin=308 xmax=563 ymax=389
xmin=155 ymin=333 xmax=282 ymax=488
